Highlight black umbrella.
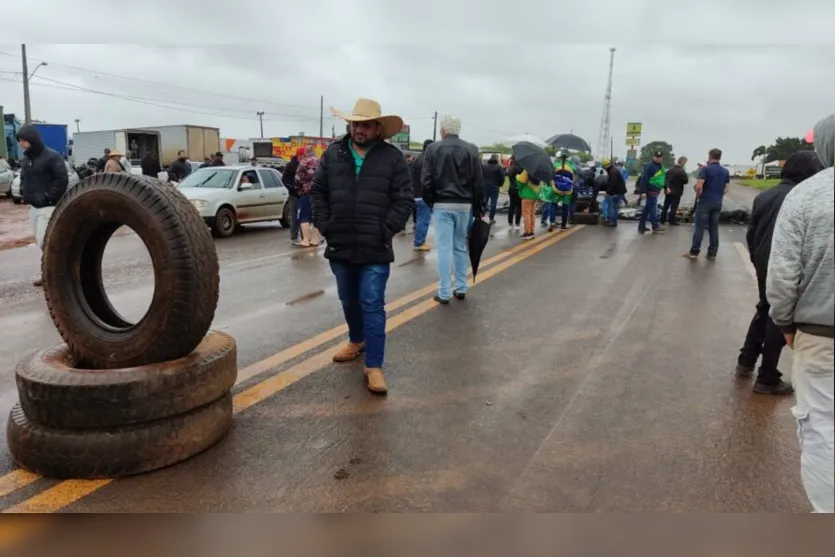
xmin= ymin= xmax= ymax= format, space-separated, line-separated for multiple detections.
xmin=511 ymin=141 xmax=554 ymax=184
xmin=546 ymin=133 xmax=592 ymax=153
xmin=468 ymin=218 xmax=491 ymax=282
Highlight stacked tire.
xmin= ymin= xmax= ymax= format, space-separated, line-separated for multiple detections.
xmin=6 ymin=173 xmax=236 ymax=479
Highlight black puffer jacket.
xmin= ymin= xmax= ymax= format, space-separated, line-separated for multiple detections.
xmin=421 ymin=134 xmax=483 ymax=211
xmin=168 ymin=158 xmax=191 ymax=182
xmin=312 ymin=137 xmax=414 ymax=264
xmin=17 ymin=124 xmax=69 ymax=209
xmin=605 ymin=165 xmax=627 ymax=196
xmin=282 ymin=156 xmax=300 ymax=198
xmin=746 ymin=150 xmax=822 ymax=276
xmin=482 ymin=158 xmax=505 ymax=188
xmin=506 ymin=162 xmax=522 ymax=194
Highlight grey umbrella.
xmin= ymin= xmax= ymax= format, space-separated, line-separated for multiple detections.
xmin=546 ymin=133 xmax=592 ymax=153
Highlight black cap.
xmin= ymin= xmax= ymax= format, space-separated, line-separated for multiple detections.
xmin=653 ymin=150 xmax=663 ymax=157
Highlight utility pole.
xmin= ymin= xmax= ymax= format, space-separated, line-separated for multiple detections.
xmin=319 ymin=95 xmax=324 ymax=138
xmin=22 ymin=45 xmax=31 ymax=124
xmin=432 ymin=111 xmax=438 ymax=141
xmin=74 ymin=119 xmax=80 ymax=133
xmin=256 ymin=111 xmax=265 ymax=138
xmin=596 ymin=46 xmax=616 ymax=162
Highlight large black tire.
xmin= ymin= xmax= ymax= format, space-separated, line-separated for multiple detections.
xmin=16 ymin=331 xmax=237 ymax=429
xmin=42 ymin=173 xmax=220 ymax=369
xmin=278 ymin=201 xmax=291 ymax=228
xmin=212 ymin=206 xmax=237 ymax=238
xmin=7 ymin=393 xmax=233 ymax=479
xmin=573 ymin=212 xmax=600 ymax=225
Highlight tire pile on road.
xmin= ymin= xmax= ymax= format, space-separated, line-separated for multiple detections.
xmin=6 ymin=173 xmax=236 ymax=479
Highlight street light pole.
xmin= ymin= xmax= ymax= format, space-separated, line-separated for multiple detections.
xmin=21 ymin=45 xmax=31 ymax=124
xmin=256 ymin=111 xmax=265 ymax=138
xmin=75 ymin=119 xmax=81 ymax=133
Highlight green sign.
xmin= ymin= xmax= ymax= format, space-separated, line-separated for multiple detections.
xmin=391 ymin=125 xmax=410 ymax=147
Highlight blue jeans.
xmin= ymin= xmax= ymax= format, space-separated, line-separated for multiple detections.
xmin=601 ymin=196 xmax=610 ymax=221
xmin=638 ymin=192 xmax=660 ymax=231
xmin=329 ymin=261 xmax=391 ymax=368
xmin=434 ymin=208 xmax=470 ymax=300
xmin=607 ymin=194 xmax=621 ymax=224
xmin=413 ymin=199 xmax=432 ymax=247
xmin=541 ymin=202 xmax=557 ymax=224
xmin=690 ymin=199 xmax=722 ymax=256
xmin=483 ymin=186 xmax=500 ymax=221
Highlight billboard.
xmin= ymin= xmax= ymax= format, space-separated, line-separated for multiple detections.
xmin=625 ymin=137 xmax=640 ymax=146
xmin=626 ymin=122 xmax=642 ymax=135
xmin=269 ymin=136 xmax=335 ymax=160
xmin=390 ymin=124 xmax=410 ymax=149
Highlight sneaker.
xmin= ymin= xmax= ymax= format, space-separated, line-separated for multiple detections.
xmin=682 ymin=252 xmax=698 ymax=260
xmin=706 ymin=254 xmax=717 ymax=261
xmin=332 ymin=342 xmax=365 ymax=363
xmin=453 ymin=290 xmax=466 ymax=300
xmin=735 ymin=363 xmax=755 ymax=378
xmin=753 ymin=380 xmax=794 ymax=396
xmin=520 ymin=233 xmax=534 ymax=241
xmin=364 ymin=367 xmax=388 ymax=395
xmin=433 ymin=295 xmax=450 ymax=305
xmin=413 ymin=244 xmax=431 ymax=252
xmin=547 ymin=224 xmax=556 ymax=233
xmin=652 ymin=227 xmax=666 ymax=234
xmin=638 ymin=229 xmax=647 ymax=235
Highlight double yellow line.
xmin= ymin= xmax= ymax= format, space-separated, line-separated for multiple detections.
xmin=0 ymin=225 xmax=584 ymax=514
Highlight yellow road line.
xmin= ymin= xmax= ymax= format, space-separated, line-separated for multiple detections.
xmin=0 ymin=469 xmax=40 ymax=498
xmin=3 ymin=226 xmax=583 ymax=514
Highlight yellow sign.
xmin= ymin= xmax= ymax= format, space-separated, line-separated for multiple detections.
xmin=625 ymin=137 xmax=640 ymax=146
xmin=626 ymin=122 xmax=642 ymax=135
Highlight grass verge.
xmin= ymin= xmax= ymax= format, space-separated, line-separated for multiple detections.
xmin=738 ymin=178 xmax=780 ymax=190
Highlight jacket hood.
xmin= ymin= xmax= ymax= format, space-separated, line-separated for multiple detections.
xmin=16 ymin=124 xmax=45 ymax=154
xmin=781 ymin=150 xmax=823 ymax=184
xmin=813 ymin=114 xmax=834 ymax=168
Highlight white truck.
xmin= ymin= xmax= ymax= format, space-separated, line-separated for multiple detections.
xmin=71 ymin=125 xmax=220 ymax=168
xmin=138 ymin=125 xmax=220 ymax=167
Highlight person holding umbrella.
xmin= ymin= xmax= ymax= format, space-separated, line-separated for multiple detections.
xmin=511 ymin=141 xmax=555 ymax=239
xmin=422 ymin=115 xmax=483 ymax=304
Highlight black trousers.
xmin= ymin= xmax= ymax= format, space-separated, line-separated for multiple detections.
xmin=738 ymin=271 xmax=785 ymax=386
xmin=660 ymin=193 xmax=681 ymax=224
xmin=507 ymin=191 xmax=522 ymax=226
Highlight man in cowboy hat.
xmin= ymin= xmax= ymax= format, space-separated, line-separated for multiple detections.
xmin=311 ymin=98 xmax=414 ymax=395
xmin=104 ymin=150 xmax=127 ymax=173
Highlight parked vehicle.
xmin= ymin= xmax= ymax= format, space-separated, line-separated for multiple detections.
xmin=72 ymin=129 xmax=162 ymax=167
xmin=33 ymin=123 xmax=69 ymax=159
xmin=0 ymin=159 xmax=14 ymax=197
xmin=175 ymin=165 xmax=290 ymax=238
xmin=137 ymin=125 xmax=220 ymax=168
xmin=11 ymin=161 xmax=79 ymax=204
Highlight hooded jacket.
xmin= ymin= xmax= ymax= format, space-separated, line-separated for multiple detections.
xmin=281 ymin=155 xmax=300 ymax=198
xmin=746 ymin=150 xmax=822 ymax=276
xmin=482 ymin=158 xmax=506 ymax=189
xmin=141 ymin=153 xmax=163 ymax=177
xmin=168 ymin=157 xmax=192 ymax=182
xmin=17 ymin=124 xmax=69 ymax=208
xmin=767 ymin=114 xmax=835 ymax=337
xmin=605 ymin=164 xmax=627 ymax=196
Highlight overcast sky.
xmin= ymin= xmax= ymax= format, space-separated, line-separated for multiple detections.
xmin=2 ymin=0 xmax=834 ymax=165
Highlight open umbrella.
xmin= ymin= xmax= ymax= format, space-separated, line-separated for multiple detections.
xmin=468 ymin=218 xmax=491 ymax=281
xmin=511 ymin=141 xmax=554 ymax=184
xmin=545 ymin=133 xmax=592 ymax=153
xmin=501 ymin=134 xmax=547 ymax=148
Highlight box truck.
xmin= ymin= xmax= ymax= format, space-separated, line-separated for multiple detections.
xmin=71 ymin=128 xmax=162 ymax=166
xmin=137 ymin=125 xmax=220 ymax=167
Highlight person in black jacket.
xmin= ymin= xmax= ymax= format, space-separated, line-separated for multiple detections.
xmin=411 ymin=139 xmax=433 ymax=251
xmin=312 ymin=98 xmax=414 ymax=395
xmin=481 ymin=154 xmax=506 ymax=224
xmin=603 ymin=159 xmax=627 ymax=226
xmin=736 ymin=150 xmax=822 ymax=395
xmin=421 ymin=115 xmax=483 ymax=304
xmin=167 ymin=150 xmax=192 ymax=182
xmin=141 ymin=151 xmax=163 ymax=178
xmin=506 ymin=156 xmax=522 ymax=228
xmin=16 ymin=124 xmax=70 ymax=287
xmin=281 ymin=148 xmax=303 ymax=245
xmin=660 ymin=156 xmax=688 ymax=225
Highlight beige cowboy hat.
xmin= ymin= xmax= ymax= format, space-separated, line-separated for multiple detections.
xmin=108 ymin=150 xmax=123 ymax=157
xmin=330 ymin=98 xmax=404 ymax=140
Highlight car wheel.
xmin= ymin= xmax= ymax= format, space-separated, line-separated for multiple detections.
xmin=212 ymin=207 xmax=237 ymax=238
xmin=279 ymin=202 xmax=291 ymax=228
xmin=42 ymin=173 xmax=220 ymax=370
xmin=7 ymin=393 xmax=232 ymax=479
xmin=15 ymin=331 xmax=237 ymax=429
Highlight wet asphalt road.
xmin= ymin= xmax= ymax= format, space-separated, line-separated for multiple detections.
xmin=0 ymin=184 xmax=808 ymax=512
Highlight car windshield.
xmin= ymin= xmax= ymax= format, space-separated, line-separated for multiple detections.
xmin=178 ymin=169 xmax=236 ymax=189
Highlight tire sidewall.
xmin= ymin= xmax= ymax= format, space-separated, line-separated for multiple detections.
xmin=214 ymin=207 xmax=236 ymax=238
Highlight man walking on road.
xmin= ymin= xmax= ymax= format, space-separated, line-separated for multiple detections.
xmin=660 ymin=156 xmax=688 ymax=225
xmin=684 ymin=149 xmax=729 ymax=259
xmin=411 ymin=139 xmax=433 ymax=251
xmin=482 ymin=154 xmax=505 ymax=224
xmin=168 ymin=150 xmax=192 ymax=183
xmin=603 ymin=158 xmax=627 ymax=227
xmin=637 ymin=150 xmax=666 ymax=234
xmin=506 ymin=156 xmax=522 ymax=229
xmin=421 ymin=115 xmax=483 ymax=304
xmin=736 ymin=150 xmax=822 ymax=396
xmin=16 ymin=124 xmax=69 ymax=287
xmin=312 ymin=98 xmax=413 ymax=395
xmin=767 ymin=114 xmax=834 ymax=513
xmin=281 ymin=147 xmax=303 ymax=245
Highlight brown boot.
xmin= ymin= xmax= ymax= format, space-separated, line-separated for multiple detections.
xmin=364 ymin=367 xmax=388 ymax=395
xmin=332 ymin=342 xmax=365 ymax=363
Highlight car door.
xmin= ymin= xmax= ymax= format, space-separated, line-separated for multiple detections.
xmin=235 ymin=169 xmax=267 ymax=222
xmin=258 ymin=168 xmax=287 ymax=220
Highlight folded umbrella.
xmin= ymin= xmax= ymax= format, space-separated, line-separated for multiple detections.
xmin=468 ymin=218 xmax=491 ymax=282
xmin=511 ymin=141 xmax=554 ymax=184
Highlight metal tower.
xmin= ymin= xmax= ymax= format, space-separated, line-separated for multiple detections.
xmin=596 ymin=47 xmax=616 ymax=162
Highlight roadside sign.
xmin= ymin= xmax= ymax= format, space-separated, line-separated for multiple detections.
xmin=625 ymin=137 xmax=640 ymax=146
xmin=390 ymin=124 xmax=410 ymax=150
xmin=626 ymin=122 xmax=642 ymax=136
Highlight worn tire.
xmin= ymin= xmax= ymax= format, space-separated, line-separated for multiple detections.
xmin=573 ymin=212 xmax=600 ymax=225
xmin=278 ymin=202 xmax=291 ymax=228
xmin=42 ymin=173 xmax=220 ymax=369
xmin=7 ymin=393 xmax=233 ymax=479
xmin=212 ymin=207 xmax=236 ymax=238
xmin=16 ymin=331 xmax=237 ymax=429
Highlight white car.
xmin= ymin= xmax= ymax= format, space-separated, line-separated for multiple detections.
xmin=0 ymin=159 xmax=14 ymax=197
xmin=11 ymin=161 xmax=80 ymax=204
xmin=176 ymin=165 xmax=290 ymax=238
